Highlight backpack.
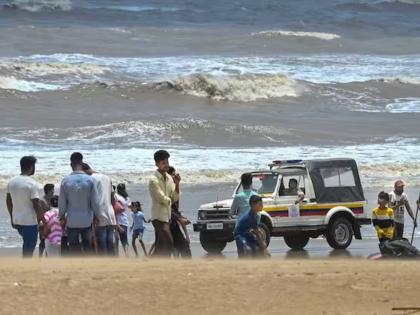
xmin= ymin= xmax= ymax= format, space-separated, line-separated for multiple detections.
xmin=379 ymin=238 xmax=420 ymax=258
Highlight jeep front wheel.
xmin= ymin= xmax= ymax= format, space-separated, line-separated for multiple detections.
xmin=284 ymin=236 xmax=309 ymax=250
xmin=258 ymin=222 xmax=271 ymax=247
xmin=326 ymin=217 xmax=353 ymax=250
xmin=199 ymin=232 xmax=227 ymax=254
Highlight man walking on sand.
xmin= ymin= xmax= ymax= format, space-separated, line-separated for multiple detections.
xmin=82 ymin=163 xmax=117 ymax=256
xmin=6 ymin=156 xmax=46 ymax=258
xmin=59 ymin=152 xmax=101 ymax=255
xmin=389 ymin=180 xmax=417 ymax=239
xmin=149 ymin=150 xmax=180 ymax=257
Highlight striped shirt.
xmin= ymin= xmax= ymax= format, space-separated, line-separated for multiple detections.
xmin=372 ymin=207 xmax=394 ymax=240
xmin=44 ymin=208 xmax=63 ymax=245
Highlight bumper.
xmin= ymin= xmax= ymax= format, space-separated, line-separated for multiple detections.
xmin=193 ymin=221 xmax=236 ymax=232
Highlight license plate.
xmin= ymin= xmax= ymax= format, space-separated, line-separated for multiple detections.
xmin=206 ymin=223 xmax=223 ymax=230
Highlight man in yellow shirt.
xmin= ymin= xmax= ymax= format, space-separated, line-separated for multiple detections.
xmin=372 ymin=191 xmax=394 ymax=244
xmin=149 ymin=150 xmax=180 ymax=257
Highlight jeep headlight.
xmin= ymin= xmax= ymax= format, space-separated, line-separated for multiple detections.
xmin=198 ymin=210 xmax=206 ymax=220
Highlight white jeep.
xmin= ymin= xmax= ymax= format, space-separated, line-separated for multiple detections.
xmin=193 ymin=159 xmax=371 ymax=253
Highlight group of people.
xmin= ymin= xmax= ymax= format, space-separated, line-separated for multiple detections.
xmin=6 ymin=150 xmax=191 ymax=258
xmin=372 ymin=180 xmax=419 ymax=245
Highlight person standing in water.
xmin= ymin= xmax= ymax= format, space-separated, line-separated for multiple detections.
xmin=389 ymin=180 xmax=416 ymax=239
xmin=6 ymin=156 xmax=46 ymax=258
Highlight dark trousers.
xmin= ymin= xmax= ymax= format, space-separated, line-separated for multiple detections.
xmin=96 ymin=226 xmax=117 ymax=256
xmin=152 ymin=220 xmax=174 ymax=257
xmin=16 ymin=225 xmax=38 ymax=258
xmin=171 ymin=223 xmax=192 ymax=258
xmin=394 ymin=222 xmax=404 ymax=239
xmin=67 ymin=227 xmax=93 ymax=255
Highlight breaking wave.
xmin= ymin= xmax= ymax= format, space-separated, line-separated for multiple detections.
xmin=251 ymin=30 xmax=341 ymax=40
xmin=155 ymin=74 xmax=303 ymax=102
xmin=2 ymin=0 xmax=72 ymax=12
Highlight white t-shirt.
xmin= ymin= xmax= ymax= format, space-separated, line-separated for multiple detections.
xmin=7 ymin=175 xmax=40 ymax=226
xmin=92 ymin=173 xmax=116 ymax=226
xmin=389 ymin=191 xmax=409 ymax=224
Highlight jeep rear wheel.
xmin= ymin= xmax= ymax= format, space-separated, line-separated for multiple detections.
xmin=326 ymin=217 xmax=353 ymax=250
xmin=258 ymin=222 xmax=271 ymax=247
xmin=284 ymin=236 xmax=310 ymax=250
xmin=199 ymin=232 xmax=227 ymax=254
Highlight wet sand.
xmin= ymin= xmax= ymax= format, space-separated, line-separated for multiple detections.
xmin=0 ymin=258 xmax=420 ymax=315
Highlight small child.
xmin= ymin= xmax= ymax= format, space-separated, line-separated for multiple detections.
xmin=43 ymin=196 xmax=63 ymax=257
xmin=372 ymin=191 xmax=394 ymax=244
xmin=234 ymin=195 xmax=270 ymax=258
xmin=130 ymin=201 xmax=150 ymax=257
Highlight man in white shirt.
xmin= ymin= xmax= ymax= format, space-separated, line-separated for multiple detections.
xmin=6 ymin=156 xmax=46 ymax=258
xmin=389 ymin=180 xmax=416 ymax=239
xmin=82 ymin=163 xmax=117 ymax=256
xmin=149 ymin=150 xmax=180 ymax=257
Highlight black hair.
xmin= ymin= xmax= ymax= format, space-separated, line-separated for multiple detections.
xmin=70 ymin=152 xmax=83 ymax=165
xmin=154 ymin=150 xmax=170 ymax=163
xmin=50 ymin=196 xmax=59 ymax=208
xmin=378 ymin=191 xmax=390 ymax=202
xmin=249 ymin=194 xmax=263 ymax=207
xmin=117 ymin=183 xmax=129 ymax=199
xmin=132 ymin=201 xmax=141 ymax=209
xmin=43 ymin=183 xmax=55 ymax=195
xmin=20 ymin=155 xmax=37 ymax=173
xmin=168 ymin=166 xmax=176 ymax=176
xmin=289 ymin=178 xmax=298 ymax=184
xmin=241 ymin=173 xmax=253 ymax=188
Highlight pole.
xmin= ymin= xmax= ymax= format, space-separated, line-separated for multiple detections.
xmin=410 ymin=195 xmax=420 ymax=245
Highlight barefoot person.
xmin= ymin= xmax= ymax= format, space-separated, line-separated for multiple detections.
xmin=130 ymin=201 xmax=150 ymax=257
xmin=389 ymin=180 xmax=417 ymax=239
xmin=115 ymin=183 xmax=131 ymax=256
xmin=38 ymin=183 xmax=55 ymax=257
xmin=6 ymin=156 xmax=46 ymax=258
xmin=234 ymin=195 xmax=269 ymax=258
xmin=230 ymin=173 xmax=258 ymax=217
xmin=82 ymin=163 xmax=117 ymax=256
xmin=58 ymin=152 xmax=101 ymax=256
xmin=43 ymin=196 xmax=63 ymax=257
xmin=149 ymin=150 xmax=180 ymax=257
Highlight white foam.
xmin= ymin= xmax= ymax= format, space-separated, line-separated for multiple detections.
xmin=4 ymin=0 xmax=72 ymax=12
xmin=251 ymin=30 xmax=341 ymax=40
xmin=0 ymin=75 xmax=61 ymax=92
xmin=386 ymin=98 xmax=420 ymax=113
xmin=158 ymin=73 xmax=303 ymax=101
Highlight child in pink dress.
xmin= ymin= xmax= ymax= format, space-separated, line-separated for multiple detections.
xmin=43 ymin=196 xmax=63 ymax=257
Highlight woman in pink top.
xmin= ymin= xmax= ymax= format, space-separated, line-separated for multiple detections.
xmin=43 ymin=196 xmax=63 ymax=257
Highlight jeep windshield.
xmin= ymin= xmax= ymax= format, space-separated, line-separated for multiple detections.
xmin=235 ymin=172 xmax=279 ymax=196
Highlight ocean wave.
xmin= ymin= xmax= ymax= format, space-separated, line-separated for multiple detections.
xmin=154 ymin=74 xmax=304 ymax=102
xmin=373 ymin=77 xmax=420 ymax=85
xmin=385 ymin=98 xmax=420 ymax=113
xmin=251 ymin=30 xmax=341 ymax=40
xmin=0 ymin=75 xmax=61 ymax=91
xmin=2 ymin=0 xmax=71 ymax=12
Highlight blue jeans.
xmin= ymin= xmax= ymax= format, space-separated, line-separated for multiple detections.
xmin=235 ymin=233 xmax=257 ymax=258
xmin=67 ymin=227 xmax=93 ymax=255
xmin=15 ymin=225 xmax=38 ymax=258
xmin=95 ymin=226 xmax=116 ymax=256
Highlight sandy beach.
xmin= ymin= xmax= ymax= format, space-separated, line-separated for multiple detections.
xmin=0 ymin=258 xmax=419 ymax=315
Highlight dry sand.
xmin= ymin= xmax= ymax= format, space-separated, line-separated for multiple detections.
xmin=0 ymin=258 xmax=419 ymax=315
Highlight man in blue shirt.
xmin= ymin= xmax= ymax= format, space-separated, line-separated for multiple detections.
xmin=230 ymin=173 xmax=258 ymax=217
xmin=59 ymin=152 xmax=101 ymax=255
xmin=234 ymin=195 xmax=269 ymax=258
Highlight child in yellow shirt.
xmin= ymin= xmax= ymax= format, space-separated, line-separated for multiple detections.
xmin=372 ymin=191 xmax=394 ymax=243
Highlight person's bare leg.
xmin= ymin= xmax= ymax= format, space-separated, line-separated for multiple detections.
xmin=132 ymin=239 xmax=139 ymax=257
xmin=139 ymin=239 xmax=148 ymax=256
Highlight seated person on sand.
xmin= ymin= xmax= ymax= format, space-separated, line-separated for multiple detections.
xmin=234 ymin=195 xmax=270 ymax=258
xmin=280 ymin=178 xmax=305 ymax=204
xmin=372 ymin=191 xmax=394 ymax=245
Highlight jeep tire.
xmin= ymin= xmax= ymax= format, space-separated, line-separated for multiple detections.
xmin=326 ymin=217 xmax=354 ymax=250
xmin=258 ymin=222 xmax=271 ymax=247
xmin=199 ymin=232 xmax=227 ymax=254
xmin=284 ymin=236 xmax=310 ymax=250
